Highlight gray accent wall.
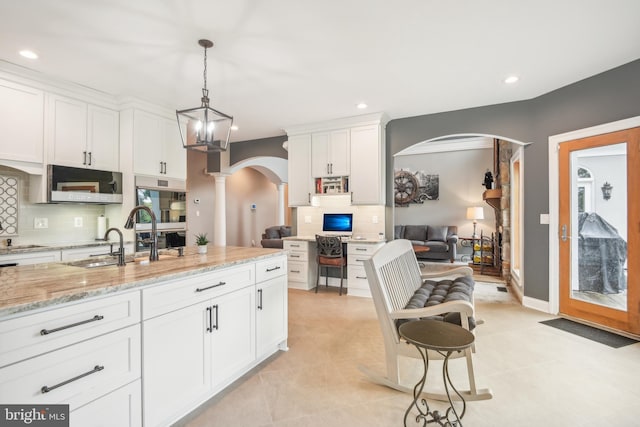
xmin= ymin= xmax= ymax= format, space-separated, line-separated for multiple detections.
xmin=229 ymin=135 xmax=289 ymax=165
xmin=386 ymin=59 xmax=640 ymax=302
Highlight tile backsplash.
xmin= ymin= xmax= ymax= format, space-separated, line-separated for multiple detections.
xmin=295 ymin=194 xmax=385 ymax=239
xmin=0 ymin=166 xmax=106 ymax=245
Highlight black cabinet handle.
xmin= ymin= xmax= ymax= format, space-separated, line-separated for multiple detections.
xmin=40 ymin=315 xmax=104 ymax=336
xmin=356 ymin=276 xmax=367 ymax=279
xmin=212 ymin=305 xmax=219 ymax=330
xmin=83 ymin=151 xmax=87 ymax=165
xmin=195 ymin=281 xmax=226 ymax=292
xmin=266 ymin=266 xmax=281 ymax=272
xmin=290 ymin=254 xmax=300 ymax=258
xmin=257 ymin=289 xmax=263 ymax=310
xmin=88 ymin=152 xmax=92 ymax=166
xmin=41 ymin=365 xmax=104 ymax=393
xmin=291 ymin=270 xmax=300 ymax=273
xmin=355 ymin=248 xmax=367 ymax=251
xmin=206 ymin=306 xmax=213 ymax=332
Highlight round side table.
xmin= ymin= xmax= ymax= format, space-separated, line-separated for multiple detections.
xmin=398 ymin=319 xmax=475 ymax=427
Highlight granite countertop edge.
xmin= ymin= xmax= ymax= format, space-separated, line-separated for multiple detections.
xmin=0 ymin=248 xmax=285 ymax=319
xmin=0 ymin=240 xmax=132 ymax=256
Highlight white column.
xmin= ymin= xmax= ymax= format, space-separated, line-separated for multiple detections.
xmin=213 ymin=173 xmax=228 ymax=246
xmin=277 ymin=183 xmax=285 ymax=225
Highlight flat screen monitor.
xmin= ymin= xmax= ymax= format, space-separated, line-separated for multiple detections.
xmin=322 ymin=213 xmax=353 ymax=235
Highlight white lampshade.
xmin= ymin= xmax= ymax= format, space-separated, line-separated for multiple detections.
xmin=466 ymin=207 xmax=484 ymax=221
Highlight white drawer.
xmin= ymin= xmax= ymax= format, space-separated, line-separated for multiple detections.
xmin=142 ymin=264 xmax=254 ymax=320
xmin=287 ymin=261 xmax=308 ymax=282
xmin=71 ymin=379 xmax=141 ymax=427
xmin=0 ymin=291 xmax=141 ymax=368
xmin=347 ymin=265 xmax=370 ymax=290
xmin=347 ymin=242 xmax=384 ymax=257
xmin=255 ymin=255 xmax=287 ymax=283
xmin=283 ymin=240 xmax=308 ymax=253
xmin=0 ymin=324 xmax=141 ymax=411
xmin=348 ymin=253 xmax=372 ymax=267
xmin=287 ymin=250 xmax=308 ymax=263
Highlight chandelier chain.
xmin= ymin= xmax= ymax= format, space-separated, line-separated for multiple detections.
xmin=203 ymin=45 xmax=208 ymax=91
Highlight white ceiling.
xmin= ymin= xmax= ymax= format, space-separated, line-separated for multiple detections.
xmin=1 ymin=0 xmax=639 ymax=143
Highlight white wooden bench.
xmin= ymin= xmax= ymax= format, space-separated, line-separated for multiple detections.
xmin=360 ymin=239 xmax=492 ymax=401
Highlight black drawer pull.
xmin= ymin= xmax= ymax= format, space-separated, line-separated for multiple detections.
xmin=195 ymin=281 xmax=226 ymax=292
xmin=266 ymin=266 xmax=281 ymax=272
xmin=356 ymin=259 xmax=367 ymax=262
xmin=291 ymin=254 xmax=300 ymax=258
xmin=206 ymin=306 xmax=213 ymax=332
xmin=257 ymin=289 xmax=263 ymax=310
xmin=355 ymin=248 xmax=367 ymax=251
xmin=41 ymin=365 xmax=104 ymax=393
xmin=40 ymin=315 xmax=104 ymax=336
xmin=291 ymin=270 xmax=300 ymax=273
xmin=356 ymin=276 xmax=367 ymax=279
xmin=290 ymin=244 xmax=300 ymax=248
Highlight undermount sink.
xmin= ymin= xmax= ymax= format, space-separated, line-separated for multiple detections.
xmin=62 ymin=258 xmax=122 ymax=269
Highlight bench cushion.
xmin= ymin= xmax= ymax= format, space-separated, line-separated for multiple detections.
xmin=397 ymin=276 xmax=476 ymax=330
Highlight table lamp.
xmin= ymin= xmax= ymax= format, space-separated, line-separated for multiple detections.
xmin=466 ymin=207 xmax=484 ymax=238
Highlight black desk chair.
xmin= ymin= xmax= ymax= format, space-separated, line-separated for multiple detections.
xmin=315 ymin=235 xmax=347 ymax=295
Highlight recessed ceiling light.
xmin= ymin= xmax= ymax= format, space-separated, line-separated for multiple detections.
xmin=504 ymin=75 xmax=519 ymax=84
xmin=19 ymin=50 xmax=38 ymax=60
xmin=356 ymin=103 xmax=368 ymax=109
xmin=230 ymin=125 xmax=238 ymax=131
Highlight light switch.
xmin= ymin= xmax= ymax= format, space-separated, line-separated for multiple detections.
xmin=372 ymin=216 xmax=379 ymax=224
xmin=74 ymin=217 xmax=83 ymax=227
xmin=540 ymin=214 xmax=550 ymax=225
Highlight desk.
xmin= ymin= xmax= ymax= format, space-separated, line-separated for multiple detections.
xmin=399 ymin=319 xmax=474 ymax=427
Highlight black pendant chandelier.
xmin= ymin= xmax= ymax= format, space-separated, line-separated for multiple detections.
xmin=176 ymin=39 xmax=233 ymax=152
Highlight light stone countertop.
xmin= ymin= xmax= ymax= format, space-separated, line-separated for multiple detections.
xmin=283 ymin=235 xmax=385 ymax=243
xmin=0 ymin=245 xmax=284 ymax=318
xmin=0 ymin=240 xmax=130 ymax=256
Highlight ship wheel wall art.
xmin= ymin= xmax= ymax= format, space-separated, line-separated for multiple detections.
xmin=394 ymin=169 xmax=439 ymax=207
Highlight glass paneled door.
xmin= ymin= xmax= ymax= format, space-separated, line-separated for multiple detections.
xmin=558 ymin=127 xmax=639 ymax=335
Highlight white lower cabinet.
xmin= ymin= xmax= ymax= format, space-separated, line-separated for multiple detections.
xmin=142 ymin=300 xmax=213 ymax=427
xmin=71 ymin=379 xmax=141 ymax=427
xmin=347 ymin=242 xmax=384 ymax=298
xmin=283 ymin=240 xmax=317 ymax=290
xmin=143 ymin=286 xmax=256 ymax=425
xmin=211 ymin=286 xmax=256 ymax=391
xmin=0 ymin=324 xmax=140 ymax=410
xmin=256 ymin=275 xmax=288 ymax=359
xmin=142 ymin=264 xmax=274 ymax=426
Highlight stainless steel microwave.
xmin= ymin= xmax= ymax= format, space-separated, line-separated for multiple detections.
xmin=47 ymin=165 xmax=123 ymax=204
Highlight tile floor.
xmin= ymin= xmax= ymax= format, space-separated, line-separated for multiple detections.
xmin=178 ymin=284 xmax=640 ymax=427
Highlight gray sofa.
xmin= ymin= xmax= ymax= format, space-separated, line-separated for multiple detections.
xmin=394 ymin=225 xmax=458 ymax=262
xmin=260 ymin=225 xmax=292 ymax=249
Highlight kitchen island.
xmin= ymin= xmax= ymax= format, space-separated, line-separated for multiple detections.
xmin=0 ymin=246 xmax=288 ymax=427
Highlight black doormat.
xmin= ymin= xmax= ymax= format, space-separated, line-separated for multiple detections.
xmin=540 ymin=318 xmax=638 ymax=348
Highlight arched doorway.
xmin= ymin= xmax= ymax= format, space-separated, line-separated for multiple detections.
xmin=393 ymin=133 xmax=529 ymax=297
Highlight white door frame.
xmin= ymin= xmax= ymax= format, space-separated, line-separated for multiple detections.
xmin=548 ymin=116 xmax=640 ymax=315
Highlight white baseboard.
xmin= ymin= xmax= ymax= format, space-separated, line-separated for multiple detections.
xmin=522 ymin=296 xmax=552 ymax=314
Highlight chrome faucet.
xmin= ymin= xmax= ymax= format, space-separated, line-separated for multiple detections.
xmin=124 ymin=206 xmax=159 ymax=262
xmin=104 ymin=227 xmax=126 ymax=266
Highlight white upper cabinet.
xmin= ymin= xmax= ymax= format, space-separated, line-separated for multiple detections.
xmin=48 ymin=95 xmax=119 ymax=171
xmin=311 ymin=129 xmax=350 ymax=177
xmin=133 ymin=110 xmax=186 ymax=180
xmin=286 ymin=113 xmax=388 ymax=206
xmin=350 ymin=124 xmax=385 ymax=205
xmin=287 ymin=134 xmax=313 ymax=206
xmin=0 ymin=80 xmax=44 ymax=164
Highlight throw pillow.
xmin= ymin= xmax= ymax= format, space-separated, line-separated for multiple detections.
xmin=427 ymin=225 xmax=448 ymax=242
